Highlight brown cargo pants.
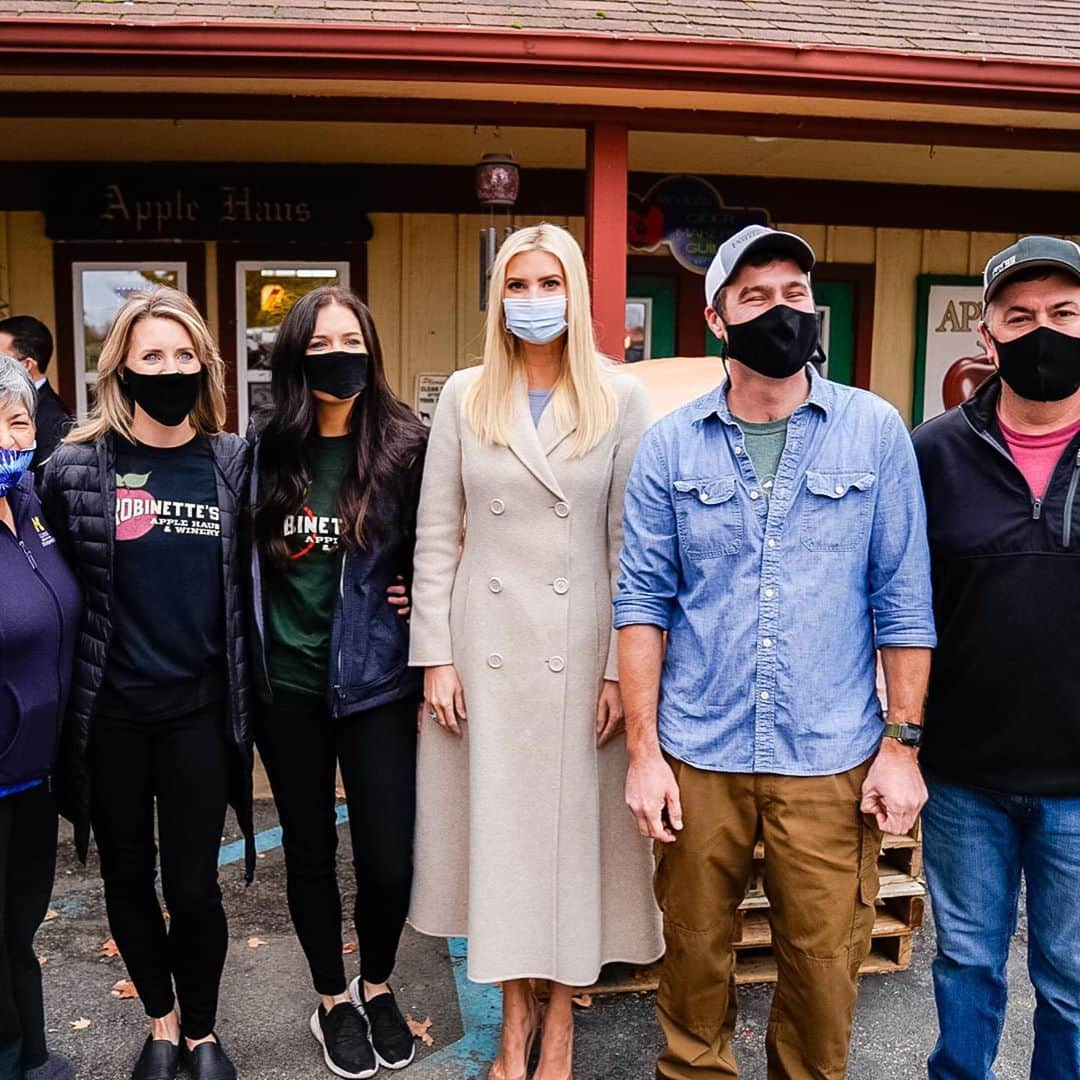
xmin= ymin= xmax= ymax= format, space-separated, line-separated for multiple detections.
xmin=653 ymin=755 xmax=881 ymax=1080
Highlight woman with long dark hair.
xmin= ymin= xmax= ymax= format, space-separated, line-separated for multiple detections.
xmin=250 ymin=286 xmax=427 ymax=1079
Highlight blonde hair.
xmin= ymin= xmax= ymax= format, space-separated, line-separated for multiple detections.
xmin=464 ymin=222 xmax=616 ymax=457
xmin=66 ymin=287 xmax=227 ymax=445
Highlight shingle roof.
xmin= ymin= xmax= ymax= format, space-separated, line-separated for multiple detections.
xmin=1 ymin=0 xmax=1079 ymax=63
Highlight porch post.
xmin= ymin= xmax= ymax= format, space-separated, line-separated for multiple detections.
xmin=585 ymin=122 xmax=628 ymax=361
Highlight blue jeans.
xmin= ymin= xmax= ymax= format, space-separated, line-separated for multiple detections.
xmin=922 ymin=774 xmax=1080 ymax=1080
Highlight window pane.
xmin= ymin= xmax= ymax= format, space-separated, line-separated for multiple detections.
xmin=80 ymin=267 xmax=181 ymax=373
xmin=248 ymin=381 xmax=273 ymax=417
xmin=243 ymin=267 xmax=341 ymax=371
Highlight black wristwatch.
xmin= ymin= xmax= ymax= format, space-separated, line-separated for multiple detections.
xmin=883 ymin=722 xmax=923 ymax=749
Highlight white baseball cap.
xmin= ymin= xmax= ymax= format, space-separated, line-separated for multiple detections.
xmin=704 ymin=225 xmax=816 ymax=307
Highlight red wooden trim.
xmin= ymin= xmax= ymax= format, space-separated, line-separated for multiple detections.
xmin=51 ymin=240 xmax=207 ymax=414
xmin=3 ymin=22 xmax=1080 ymax=112
xmin=813 ymin=262 xmax=876 ymax=390
xmin=3 ymin=91 xmax=1080 ymax=153
xmin=214 ymin=241 xmax=367 ymax=431
xmin=586 ymin=123 xmax=628 ymax=361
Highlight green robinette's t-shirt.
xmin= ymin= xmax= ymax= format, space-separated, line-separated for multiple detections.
xmin=265 ymin=435 xmax=353 ymax=698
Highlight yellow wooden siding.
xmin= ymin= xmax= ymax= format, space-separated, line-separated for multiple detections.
xmin=2 ymin=212 xmax=56 ymax=387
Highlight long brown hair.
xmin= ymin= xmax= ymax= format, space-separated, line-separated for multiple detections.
xmin=253 ymin=286 xmax=426 ymax=567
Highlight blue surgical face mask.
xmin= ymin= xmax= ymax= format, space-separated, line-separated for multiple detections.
xmin=0 ymin=445 xmax=34 ymax=497
xmin=502 ymin=296 xmax=568 ymax=345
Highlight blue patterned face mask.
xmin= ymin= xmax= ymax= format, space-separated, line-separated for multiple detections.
xmin=502 ymin=296 xmax=569 ymax=345
xmin=0 ymin=445 xmax=33 ymax=497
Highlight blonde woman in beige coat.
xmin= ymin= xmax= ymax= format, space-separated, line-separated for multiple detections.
xmin=408 ymin=223 xmax=663 ymax=1080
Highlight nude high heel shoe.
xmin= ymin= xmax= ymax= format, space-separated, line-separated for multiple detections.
xmin=488 ymin=997 xmax=542 ymax=1080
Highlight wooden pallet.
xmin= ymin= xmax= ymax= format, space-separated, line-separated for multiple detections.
xmin=587 ymin=825 xmax=925 ymax=993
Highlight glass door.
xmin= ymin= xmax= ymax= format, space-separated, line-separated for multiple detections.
xmin=234 ymin=261 xmax=350 ymax=432
xmin=72 ymin=262 xmax=187 ymax=420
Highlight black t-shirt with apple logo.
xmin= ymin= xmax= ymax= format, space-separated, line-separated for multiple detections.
xmin=97 ymin=434 xmax=225 ymax=720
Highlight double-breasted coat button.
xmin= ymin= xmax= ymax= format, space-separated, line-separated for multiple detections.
xmin=553 ymin=501 xmax=570 ymax=518
xmin=488 ymin=577 xmax=503 ymax=593
xmin=488 ymin=653 xmax=504 ymax=669
xmin=490 ymin=498 xmax=505 ymax=515
xmin=548 ymin=656 xmax=566 ymax=673
xmin=553 ymin=577 xmax=569 ymax=595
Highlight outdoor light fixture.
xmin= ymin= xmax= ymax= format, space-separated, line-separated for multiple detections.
xmin=476 ymin=151 xmax=520 ymax=310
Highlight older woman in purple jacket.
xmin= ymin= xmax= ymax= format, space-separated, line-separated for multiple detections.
xmin=0 ymin=355 xmax=80 ymax=1080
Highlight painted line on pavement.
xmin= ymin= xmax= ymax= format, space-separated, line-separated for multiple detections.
xmin=218 ymin=805 xmax=501 ymax=1077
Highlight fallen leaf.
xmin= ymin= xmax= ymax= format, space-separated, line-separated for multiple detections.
xmin=111 ymin=979 xmax=139 ymax=1000
xmin=572 ymin=994 xmax=593 ymax=1008
xmin=405 ymin=1014 xmax=434 ymax=1046
xmin=44 ymin=909 xmax=59 ymax=922
xmin=247 ymin=937 xmax=267 ymax=949
xmin=342 ymin=942 xmax=357 ymax=955
xmin=633 ymin=969 xmax=650 ymax=982
xmin=37 ymin=955 xmax=47 ymax=967
xmin=100 ymin=938 xmax=120 ymax=959
xmin=71 ymin=1018 xmax=91 ymax=1030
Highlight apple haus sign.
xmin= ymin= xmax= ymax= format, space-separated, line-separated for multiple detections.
xmin=42 ymin=165 xmax=374 ymax=242
xmin=628 ymin=175 xmax=769 ymax=274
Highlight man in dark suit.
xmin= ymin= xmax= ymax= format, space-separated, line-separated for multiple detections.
xmin=0 ymin=315 xmax=73 ymax=482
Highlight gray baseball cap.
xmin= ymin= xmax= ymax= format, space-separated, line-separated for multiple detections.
xmin=704 ymin=224 xmax=815 ymax=307
xmin=984 ymin=235 xmax=1080 ymax=303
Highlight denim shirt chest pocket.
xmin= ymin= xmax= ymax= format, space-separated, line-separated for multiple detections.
xmin=673 ymin=476 xmax=742 ymax=558
xmin=800 ymin=469 xmax=876 ymax=552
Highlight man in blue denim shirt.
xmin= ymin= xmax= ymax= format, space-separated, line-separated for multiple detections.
xmin=616 ymin=226 xmax=937 ymax=1079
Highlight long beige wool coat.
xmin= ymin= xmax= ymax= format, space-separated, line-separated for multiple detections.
xmin=408 ymin=364 xmax=664 ymax=985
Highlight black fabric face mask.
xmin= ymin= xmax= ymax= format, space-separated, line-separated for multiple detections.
xmin=992 ymin=326 xmax=1080 ymax=403
xmin=303 ymin=351 xmax=370 ymax=400
xmin=122 ymin=370 xmax=201 ymax=427
xmin=725 ymin=304 xmax=820 ymax=380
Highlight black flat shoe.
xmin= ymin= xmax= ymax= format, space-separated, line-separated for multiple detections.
xmin=185 ymin=1038 xmax=237 ymax=1080
xmin=131 ymin=1037 xmax=179 ymax=1080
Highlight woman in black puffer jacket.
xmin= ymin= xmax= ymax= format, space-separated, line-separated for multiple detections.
xmin=41 ymin=288 xmax=252 ymax=1080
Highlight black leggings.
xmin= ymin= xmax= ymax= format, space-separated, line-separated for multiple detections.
xmin=89 ymin=703 xmax=230 ymax=1040
xmin=0 ymin=784 xmax=57 ymax=1068
xmin=255 ymin=695 xmax=417 ymax=995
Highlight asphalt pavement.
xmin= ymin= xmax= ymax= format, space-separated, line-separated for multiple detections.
xmin=38 ymin=801 xmax=1037 ymax=1079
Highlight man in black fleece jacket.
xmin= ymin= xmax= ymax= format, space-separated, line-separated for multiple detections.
xmin=913 ymin=235 xmax=1080 ymax=1080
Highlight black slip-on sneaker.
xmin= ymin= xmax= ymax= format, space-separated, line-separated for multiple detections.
xmin=184 ymin=1038 xmax=237 ymax=1080
xmin=310 ymin=1003 xmax=377 ymax=1079
xmin=349 ymin=978 xmax=416 ymax=1070
xmin=130 ymin=1037 xmax=179 ymax=1080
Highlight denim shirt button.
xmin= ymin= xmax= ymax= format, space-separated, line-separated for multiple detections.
xmin=767 ymin=538 xmax=776 ymax=548
xmin=760 ymin=690 xmax=770 ymax=701
xmin=764 ymin=588 xmax=775 ymax=599
xmin=763 ymin=638 xmax=773 ymax=648
xmin=750 ymin=490 xmax=761 ymax=501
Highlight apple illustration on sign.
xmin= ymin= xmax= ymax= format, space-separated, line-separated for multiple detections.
xmin=115 ymin=471 xmax=157 ymax=541
xmin=627 ymin=195 xmax=665 ymax=249
xmin=942 ymin=353 xmax=997 ymax=410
